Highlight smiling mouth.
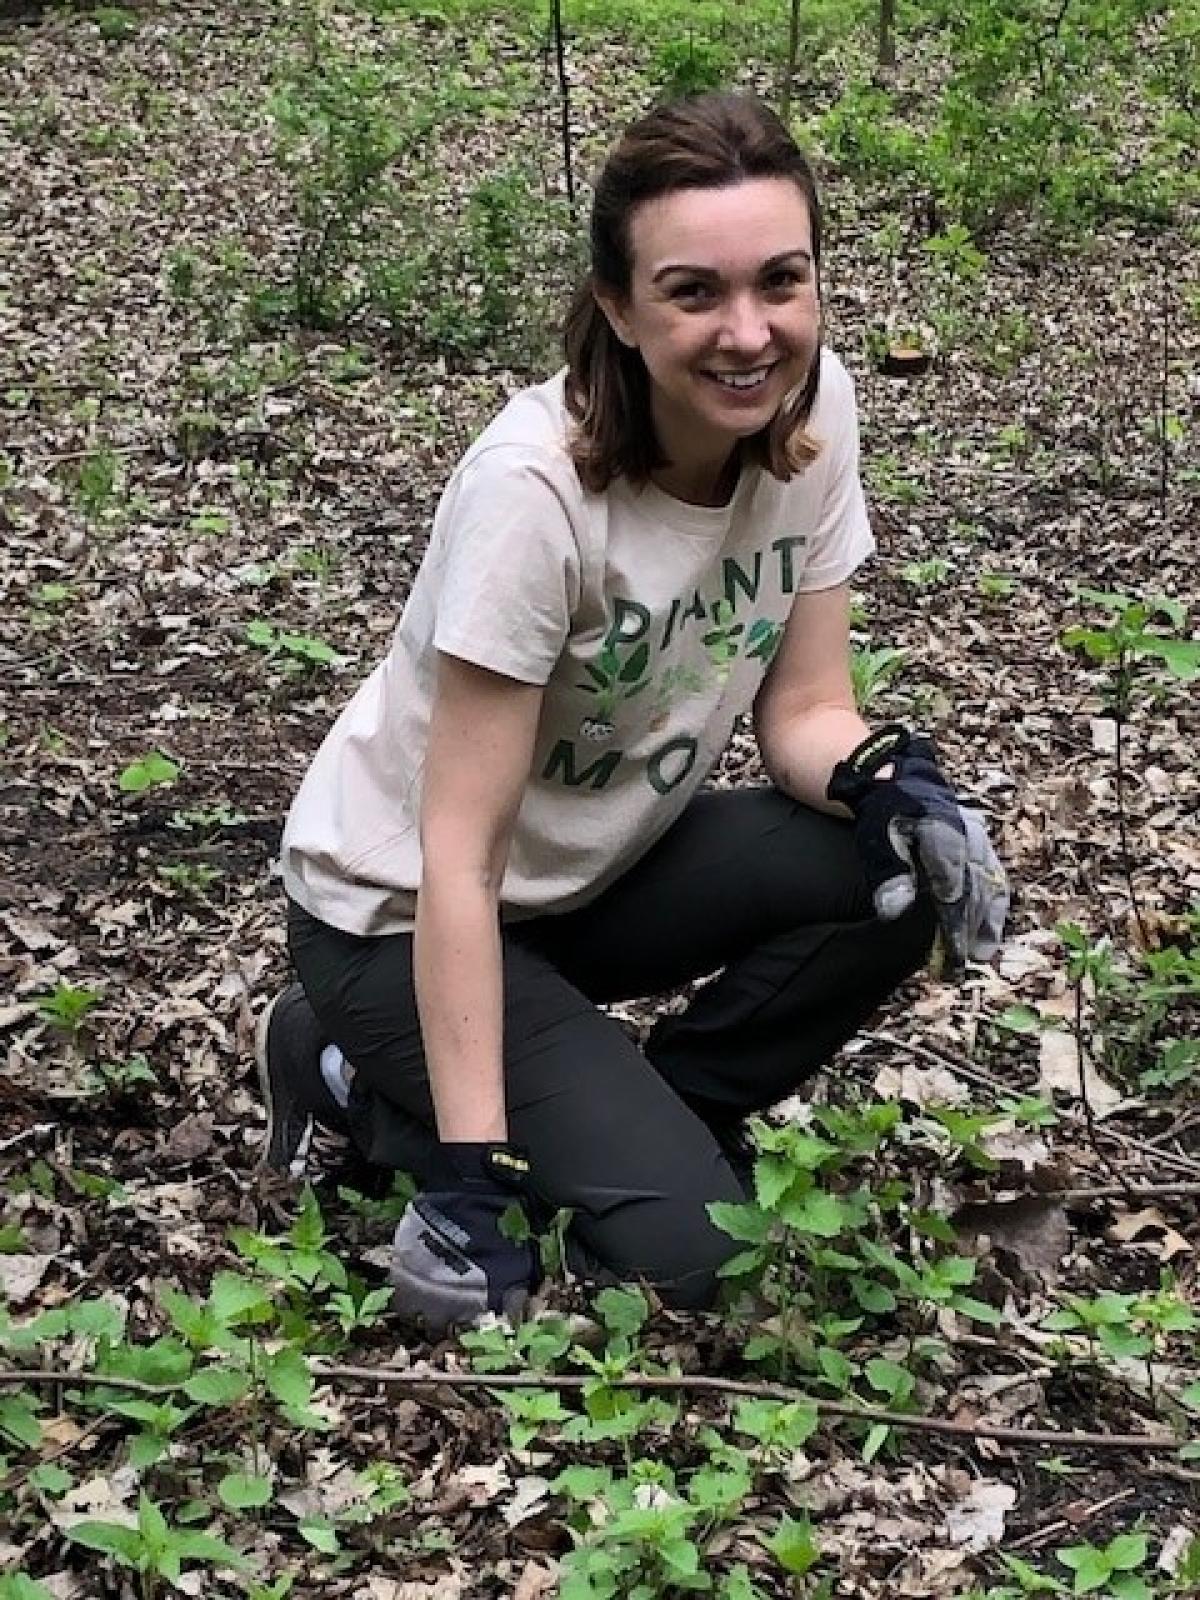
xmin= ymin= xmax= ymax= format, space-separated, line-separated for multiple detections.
xmin=702 ymin=363 xmax=777 ymax=393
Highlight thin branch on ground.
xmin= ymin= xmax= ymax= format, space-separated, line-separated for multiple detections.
xmin=1050 ymin=1180 xmax=1200 ymax=1204
xmin=860 ymin=1029 xmax=1014 ymax=1097
xmin=3 ymin=1364 xmax=1189 ymax=1456
xmin=1007 ymin=1486 xmax=1138 ymax=1554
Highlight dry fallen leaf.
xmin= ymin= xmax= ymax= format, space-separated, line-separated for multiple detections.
xmin=512 ymin=1561 xmax=558 ymax=1600
xmin=944 ymin=1479 xmax=1018 ymax=1552
xmin=0 ymin=1253 xmax=55 ymax=1305
xmin=873 ymin=1062 xmax=972 ymax=1108
xmin=1108 ymin=1206 xmax=1193 ymax=1260
xmin=1037 ymin=1029 xmax=1124 ymax=1117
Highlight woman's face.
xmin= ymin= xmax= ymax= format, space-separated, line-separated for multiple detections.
xmin=597 ymin=177 xmax=820 ymax=483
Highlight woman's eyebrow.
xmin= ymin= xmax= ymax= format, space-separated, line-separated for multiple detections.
xmin=651 ymin=248 xmax=813 ymax=283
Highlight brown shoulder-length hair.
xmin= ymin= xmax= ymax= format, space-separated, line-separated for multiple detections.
xmin=564 ymin=92 xmax=823 ymax=495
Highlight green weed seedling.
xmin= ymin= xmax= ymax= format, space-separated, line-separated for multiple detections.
xmin=157 ymin=862 xmax=224 ymax=896
xmin=67 ymin=1492 xmax=248 ymax=1596
xmin=34 ymin=580 xmax=72 ymax=610
xmin=82 ymin=1053 xmax=157 ymax=1099
xmin=1042 ymin=1276 xmax=1196 ymax=1410
xmin=119 ymin=751 xmax=180 ymax=794
xmin=246 ymin=620 xmax=340 ymax=674
xmin=94 ymin=6 xmax=140 ymax=40
xmin=76 ymin=446 xmax=121 ymax=519
xmin=564 ymin=1288 xmax=679 ymax=1450
xmin=980 ymin=572 xmax=1020 ymax=599
xmin=868 ymin=453 xmax=925 ymax=505
xmin=164 ymin=245 xmax=198 ymax=301
xmin=850 ymin=643 xmax=906 ymax=711
xmin=37 ymin=981 xmax=102 ymax=1037
xmin=461 ymin=1311 xmax=575 ymax=1375
xmin=0 ymin=1578 xmax=56 ymax=1600
xmin=555 ymin=1459 xmax=713 ymax=1597
xmin=290 ymin=544 xmax=341 ymax=583
xmin=965 ymin=1551 xmax=1067 ymax=1597
xmin=1056 ymin=918 xmax=1197 ymax=1100
xmin=1062 ymin=589 xmax=1199 ymax=938
xmin=1063 ymin=589 xmax=1200 ymax=709
xmin=900 ymin=556 xmax=952 ymax=589
xmin=1056 ymin=1531 xmax=1153 ymax=1598
xmin=189 ymin=507 xmax=230 ymax=536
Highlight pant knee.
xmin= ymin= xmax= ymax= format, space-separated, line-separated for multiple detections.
xmin=572 ymin=1179 xmax=742 ymax=1312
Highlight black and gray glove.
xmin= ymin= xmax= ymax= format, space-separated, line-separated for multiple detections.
xmin=827 ymin=724 xmax=1009 ymax=977
xmin=389 ymin=1142 xmax=540 ymax=1333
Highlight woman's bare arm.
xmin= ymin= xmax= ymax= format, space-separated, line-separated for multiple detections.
xmin=414 ymin=654 xmax=544 ymax=1143
xmin=752 ymin=581 xmax=872 ymax=811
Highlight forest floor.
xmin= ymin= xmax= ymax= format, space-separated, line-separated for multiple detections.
xmin=1 ymin=2 xmax=1198 ymax=1596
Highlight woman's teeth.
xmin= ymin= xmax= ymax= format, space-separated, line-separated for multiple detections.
xmin=706 ymin=366 xmax=773 ymax=390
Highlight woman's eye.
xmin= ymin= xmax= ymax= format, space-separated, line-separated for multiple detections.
xmin=765 ymin=269 xmax=803 ymax=290
xmin=671 ymin=282 xmax=713 ymax=303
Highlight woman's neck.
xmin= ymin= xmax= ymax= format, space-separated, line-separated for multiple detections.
xmin=651 ymin=447 xmax=742 ymax=508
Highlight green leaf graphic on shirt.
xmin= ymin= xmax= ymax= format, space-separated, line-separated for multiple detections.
xmin=649 ymin=662 xmax=708 ymax=730
xmin=745 ymin=618 xmax=783 ymax=664
xmin=575 ymin=640 xmax=652 ymax=724
xmin=703 ymin=599 xmax=745 ymax=678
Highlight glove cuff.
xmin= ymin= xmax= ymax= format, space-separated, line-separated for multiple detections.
xmin=827 ymin=724 xmax=913 ymax=809
xmin=434 ymin=1141 xmax=531 ymax=1193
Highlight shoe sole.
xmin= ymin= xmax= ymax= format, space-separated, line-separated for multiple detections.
xmin=254 ymin=994 xmax=312 ymax=1175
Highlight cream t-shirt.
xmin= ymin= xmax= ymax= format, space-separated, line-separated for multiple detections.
xmin=281 ymin=350 xmax=874 ymax=935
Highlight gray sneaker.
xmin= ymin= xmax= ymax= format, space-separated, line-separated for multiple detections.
xmin=255 ymin=984 xmax=347 ymax=1172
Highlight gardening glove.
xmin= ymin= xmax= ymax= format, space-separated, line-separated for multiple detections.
xmin=389 ymin=1142 xmax=540 ymax=1333
xmin=827 ymin=724 xmax=1009 ymax=978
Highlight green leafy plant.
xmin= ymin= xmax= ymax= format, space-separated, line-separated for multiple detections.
xmin=77 ymin=446 xmax=120 ymax=518
xmin=269 ymin=28 xmax=433 ymax=327
xmin=119 ymin=751 xmax=181 ymax=793
xmin=245 ymin=620 xmax=339 ymax=673
xmin=94 ymin=6 xmax=140 ymax=41
xmin=850 ymin=643 xmax=907 ymax=710
xmin=37 ymin=981 xmax=102 ymax=1037
xmin=1055 ymin=1531 xmax=1151 ymax=1597
xmin=654 ymin=33 xmax=732 ymax=96
xmin=82 ymin=1053 xmax=158 ymax=1098
xmin=1062 ymin=589 xmax=1199 ymax=944
xmin=900 ymin=556 xmax=952 ymax=588
xmin=67 ymin=1491 xmax=248 ymax=1594
xmin=158 ymin=862 xmax=224 ymax=895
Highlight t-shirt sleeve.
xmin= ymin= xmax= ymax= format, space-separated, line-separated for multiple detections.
xmin=793 ymin=353 xmax=876 ymax=592
xmin=432 ymin=448 xmax=581 ymax=685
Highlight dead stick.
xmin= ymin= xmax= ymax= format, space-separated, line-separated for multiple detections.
xmin=1051 ymin=1181 xmax=1200 ymax=1204
xmin=1 ymin=1364 xmax=1189 ymax=1454
xmin=861 ymin=1029 xmax=1013 ymax=1097
xmin=312 ymin=1365 xmax=1186 ymax=1454
xmin=1006 ymin=1486 xmax=1138 ymax=1554
xmin=864 ymin=1030 xmax=1200 ymax=1178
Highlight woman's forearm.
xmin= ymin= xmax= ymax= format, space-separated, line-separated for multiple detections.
xmin=413 ymin=869 xmax=507 ymax=1143
xmin=758 ymin=702 xmax=872 ymax=814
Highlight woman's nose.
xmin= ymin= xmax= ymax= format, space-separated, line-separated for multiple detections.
xmin=717 ymin=295 xmax=770 ymax=351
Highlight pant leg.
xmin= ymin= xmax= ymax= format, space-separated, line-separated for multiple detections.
xmin=517 ymin=787 xmax=937 ymax=1127
xmin=287 ymin=901 xmax=744 ymax=1308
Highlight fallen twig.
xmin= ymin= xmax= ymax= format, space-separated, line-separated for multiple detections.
xmin=1051 ymin=1180 xmax=1200 ymax=1204
xmin=1006 ymin=1485 xmax=1138 ymax=1554
xmin=862 ymin=1029 xmax=1017 ymax=1098
xmin=3 ymin=1365 xmax=1184 ymax=1455
xmin=863 ymin=1029 xmax=1200 ymax=1178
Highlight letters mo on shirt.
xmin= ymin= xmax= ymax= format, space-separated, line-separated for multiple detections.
xmin=541 ymin=535 xmax=809 ymax=797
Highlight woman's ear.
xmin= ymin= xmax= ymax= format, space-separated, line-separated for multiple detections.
xmin=592 ymin=283 xmax=637 ymax=349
